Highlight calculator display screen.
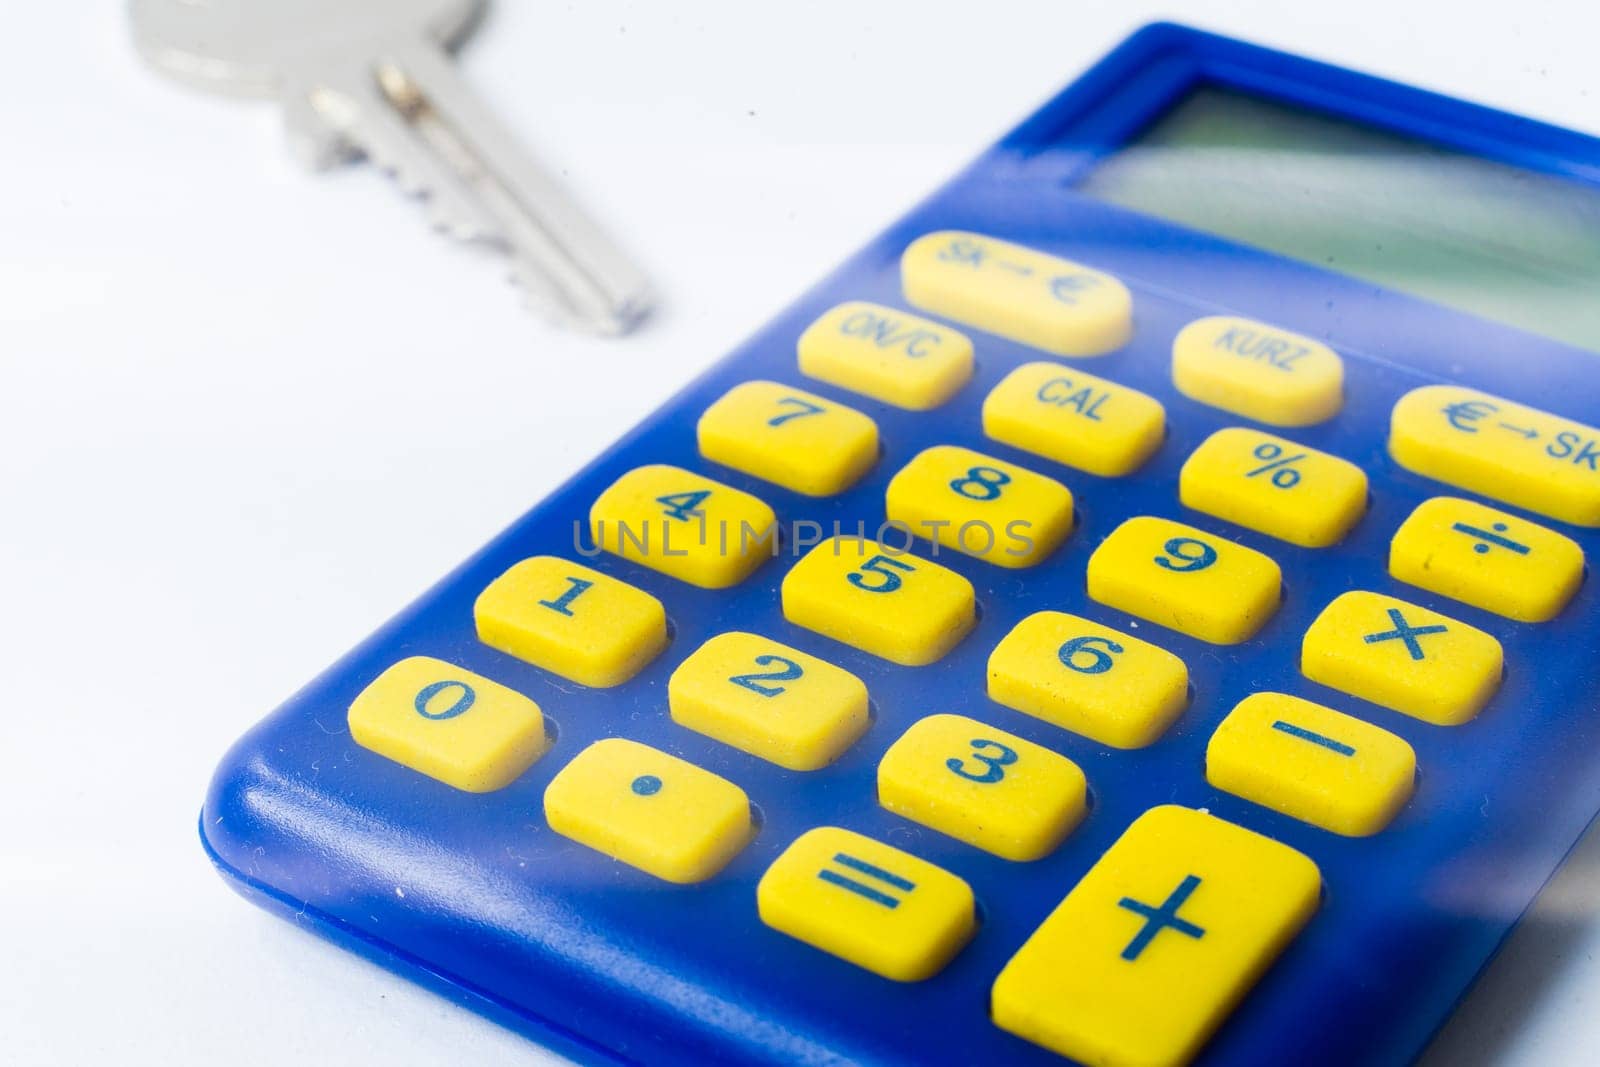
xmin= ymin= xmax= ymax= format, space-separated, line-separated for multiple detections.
xmin=1079 ymin=87 xmax=1600 ymax=353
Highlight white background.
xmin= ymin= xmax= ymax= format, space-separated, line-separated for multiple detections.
xmin=4 ymin=2 xmax=1600 ymax=1063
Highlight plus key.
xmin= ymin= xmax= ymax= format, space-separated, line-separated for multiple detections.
xmin=993 ymin=807 xmax=1320 ymax=1067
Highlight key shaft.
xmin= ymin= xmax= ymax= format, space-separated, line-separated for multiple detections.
xmin=362 ymin=40 xmax=651 ymax=334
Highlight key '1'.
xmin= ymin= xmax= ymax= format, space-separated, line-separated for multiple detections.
xmin=130 ymin=0 xmax=653 ymax=335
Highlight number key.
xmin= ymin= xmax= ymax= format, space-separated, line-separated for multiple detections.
xmin=847 ymin=553 xmax=913 ymax=592
xmin=781 ymin=537 xmax=976 ymax=665
xmin=348 ymin=656 xmax=549 ymax=792
xmin=475 ymin=556 xmax=668 ymax=687
xmin=885 ymin=445 xmax=1075 ymax=568
xmin=878 ymin=713 xmax=1087 ymax=860
xmin=1087 ymin=516 xmax=1282 ymax=644
xmin=590 ymin=465 xmax=777 ymax=588
xmin=697 ymin=380 xmax=879 ymax=496
xmin=988 ymin=611 xmax=1190 ymax=748
xmin=669 ymin=632 xmax=870 ymax=770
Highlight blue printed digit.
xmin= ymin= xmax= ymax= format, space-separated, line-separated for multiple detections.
xmin=538 ymin=576 xmax=594 ymax=616
xmin=848 ymin=554 xmax=914 ymax=593
xmin=949 ymin=465 xmax=1011 ymax=501
xmin=1154 ymin=537 xmax=1218 ymax=573
xmin=657 ymin=490 xmax=711 ymax=521
xmin=414 ymin=680 xmax=475 ymax=720
xmin=768 ymin=396 xmax=825 ymax=426
xmin=728 ymin=654 xmax=804 ymax=696
xmin=947 ymin=738 xmax=1019 ymax=784
xmin=1058 ymin=635 xmax=1124 ymax=674
xmin=937 ymin=236 xmax=985 ymax=266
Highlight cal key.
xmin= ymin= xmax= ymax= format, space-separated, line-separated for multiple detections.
xmin=1390 ymin=385 xmax=1600 ymax=526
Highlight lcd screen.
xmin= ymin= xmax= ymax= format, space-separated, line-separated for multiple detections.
xmin=1078 ymin=87 xmax=1600 ymax=353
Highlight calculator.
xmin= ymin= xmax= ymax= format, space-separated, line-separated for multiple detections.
xmin=202 ymin=23 xmax=1600 ymax=1067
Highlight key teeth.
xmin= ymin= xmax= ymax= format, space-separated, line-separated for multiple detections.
xmin=426 ymin=198 xmax=491 ymax=243
xmin=282 ymin=47 xmax=655 ymax=334
xmin=364 ymin=143 xmax=430 ymax=197
xmin=359 ymin=143 xmax=493 ymax=243
xmin=318 ymin=132 xmax=647 ymax=331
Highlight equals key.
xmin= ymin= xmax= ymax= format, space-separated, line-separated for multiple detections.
xmin=818 ymin=853 xmax=916 ymax=908
xmin=758 ymin=827 xmax=977 ymax=981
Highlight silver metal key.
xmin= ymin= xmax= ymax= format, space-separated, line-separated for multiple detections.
xmin=130 ymin=0 xmax=653 ymax=335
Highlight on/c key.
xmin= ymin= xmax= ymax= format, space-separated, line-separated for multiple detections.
xmin=1389 ymin=385 xmax=1600 ymax=527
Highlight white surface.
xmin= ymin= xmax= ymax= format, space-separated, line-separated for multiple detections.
xmin=3 ymin=2 xmax=1599 ymax=1063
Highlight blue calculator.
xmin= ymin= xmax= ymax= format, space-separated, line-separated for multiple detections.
xmin=203 ymin=23 xmax=1600 ymax=1066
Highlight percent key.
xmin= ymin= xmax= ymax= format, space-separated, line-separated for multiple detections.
xmin=1246 ymin=442 xmax=1307 ymax=489
xmin=1181 ymin=428 xmax=1369 ymax=548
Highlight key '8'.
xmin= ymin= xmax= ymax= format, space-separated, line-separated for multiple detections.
xmin=950 ymin=466 xmax=1011 ymax=501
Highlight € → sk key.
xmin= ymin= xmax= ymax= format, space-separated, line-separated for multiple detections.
xmin=130 ymin=0 xmax=652 ymax=335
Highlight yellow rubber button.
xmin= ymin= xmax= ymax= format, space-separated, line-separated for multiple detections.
xmin=1389 ymin=497 xmax=1585 ymax=622
xmin=697 ymin=380 xmax=878 ymax=496
xmin=982 ymin=361 xmax=1166 ymax=476
xmin=901 ymin=231 xmax=1132 ymax=356
xmin=758 ymin=826 xmax=977 ymax=981
xmin=1179 ymin=427 xmax=1368 ymax=547
xmin=1086 ymin=516 xmax=1282 ymax=644
xmin=1389 ymin=385 xmax=1600 ymax=526
xmin=348 ymin=657 xmax=548 ymax=793
xmin=589 ymin=465 xmax=776 ymax=589
xmin=878 ymin=713 xmax=1087 ymax=861
xmin=885 ymin=445 xmax=1074 ymax=568
xmin=992 ymin=809 xmax=1318 ymax=1067
xmin=992 ymin=806 xmax=1320 ymax=1067
xmin=474 ymin=556 xmax=668 ymax=687
xmin=668 ymin=632 xmax=870 ymax=771
xmin=1172 ymin=316 xmax=1344 ymax=427
xmin=1301 ymin=591 xmax=1503 ymax=725
xmin=987 ymin=611 xmax=1189 ymax=749
xmin=1206 ymin=692 xmax=1416 ymax=837
xmin=781 ymin=537 xmax=976 ymax=666
xmin=543 ymin=738 xmax=755 ymax=884
xmin=796 ymin=301 xmax=973 ymax=410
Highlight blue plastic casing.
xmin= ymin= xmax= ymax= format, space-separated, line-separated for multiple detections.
xmin=203 ymin=23 xmax=1600 ymax=1066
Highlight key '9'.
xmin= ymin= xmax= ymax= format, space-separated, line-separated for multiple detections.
xmin=1154 ymin=536 xmax=1218 ymax=573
